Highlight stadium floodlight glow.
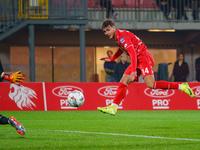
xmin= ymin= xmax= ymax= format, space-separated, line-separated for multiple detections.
xmin=148 ymin=29 xmax=175 ymax=32
xmin=68 ymin=29 xmax=78 ymax=31
xmin=85 ymin=29 xmax=91 ymax=31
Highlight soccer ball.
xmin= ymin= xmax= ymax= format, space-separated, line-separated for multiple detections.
xmin=67 ymin=90 xmax=85 ymax=107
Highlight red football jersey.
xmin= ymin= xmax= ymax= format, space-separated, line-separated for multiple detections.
xmin=114 ymin=29 xmax=148 ymax=72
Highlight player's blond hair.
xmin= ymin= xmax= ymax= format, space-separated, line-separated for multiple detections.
xmin=101 ymin=19 xmax=115 ymax=29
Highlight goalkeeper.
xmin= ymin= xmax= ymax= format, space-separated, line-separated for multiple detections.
xmin=0 ymin=62 xmax=25 ymax=135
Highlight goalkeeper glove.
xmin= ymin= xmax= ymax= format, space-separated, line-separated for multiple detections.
xmin=1 ymin=71 xmax=25 ymax=86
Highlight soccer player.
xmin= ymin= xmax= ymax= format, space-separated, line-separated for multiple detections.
xmin=0 ymin=65 xmax=26 ymax=135
xmin=97 ymin=19 xmax=195 ymax=116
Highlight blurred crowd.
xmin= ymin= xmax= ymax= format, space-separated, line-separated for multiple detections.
xmin=103 ymin=50 xmax=200 ymax=82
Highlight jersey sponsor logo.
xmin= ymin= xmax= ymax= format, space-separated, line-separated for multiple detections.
xmin=144 ymin=88 xmax=175 ymax=98
xmin=9 ymin=83 xmax=37 ymax=110
xmin=192 ymin=86 xmax=200 ymax=97
xmin=98 ymin=86 xmax=128 ymax=98
xmin=52 ymin=86 xmax=83 ymax=98
xmin=119 ymin=37 xmax=125 ymax=44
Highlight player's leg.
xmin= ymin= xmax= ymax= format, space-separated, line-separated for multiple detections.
xmin=111 ymin=68 xmax=141 ymax=107
xmin=8 ymin=116 xmax=25 ymax=135
xmin=0 ymin=115 xmax=25 ymax=135
xmin=144 ymin=74 xmax=179 ymax=89
xmin=0 ymin=115 xmax=9 ymax=124
xmin=97 ymin=66 xmax=134 ymax=116
xmin=97 ymin=74 xmax=131 ymax=116
xmin=144 ymin=75 xmax=195 ymax=98
xmin=4 ymin=115 xmax=25 ymax=135
xmin=142 ymin=51 xmax=195 ymax=98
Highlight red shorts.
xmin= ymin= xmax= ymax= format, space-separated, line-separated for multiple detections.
xmin=124 ymin=51 xmax=154 ymax=81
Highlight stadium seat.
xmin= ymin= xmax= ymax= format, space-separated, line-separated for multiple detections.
xmin=88 ymin=0 xmax=95 ymax=8
xmin=112 ymin=0 xmax=125 ymax=8
xmin=53 ymin=0 xmax=82 ymax=8
xmin=125 ymin=0 xmax=155 ymax=8
xmin=87 ymin=0 xmax=155 ymax=8
xmin=125 ymin=0 xmax=139 ymax=8
xmin=142 ymin=0 xmax=156 ymax=8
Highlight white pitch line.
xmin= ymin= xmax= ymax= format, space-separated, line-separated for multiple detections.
xmin=47 ymin=130 xmax=200 ymax=142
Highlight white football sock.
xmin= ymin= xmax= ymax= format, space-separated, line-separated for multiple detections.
xmin=178 ymin=84 xmax=181 ymax=90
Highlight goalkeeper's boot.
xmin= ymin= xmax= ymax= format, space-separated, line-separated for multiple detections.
xmin=8 ymin=116 xmax=25 ymax=136
xmin=180 ymin=83 xmax=195 ymax=98
xmin=97 ymin=105 xmax=117 ymax=116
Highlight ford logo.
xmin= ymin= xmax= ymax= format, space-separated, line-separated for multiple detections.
xmin=192 ymin=86 xmax=200 ymax=97
xmin=98 ymin=86 xmax=128 ymax=98
xmin=52 ymin=86 xmax=83 ymax=98
xmin=144 ymin=88 xmax=175 ymax=98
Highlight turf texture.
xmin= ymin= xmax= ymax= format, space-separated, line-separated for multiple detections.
xmin=1 ymin=111 xmax=200 ymax=150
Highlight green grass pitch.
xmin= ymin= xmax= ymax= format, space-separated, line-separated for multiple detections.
xmin=1 ymin=111 xmax=200 ymax=150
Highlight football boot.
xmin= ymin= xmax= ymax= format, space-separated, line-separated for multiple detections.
xmin=97 ymin=105 xmax=117 ymax=116
xmin=9 ymin=116 xmax=25 ymax=136
xmin=180 ymin=83 xmax=195 ymax=98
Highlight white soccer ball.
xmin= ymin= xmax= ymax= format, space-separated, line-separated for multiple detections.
xmin=67 ymin=90 xmax=85 ymax=107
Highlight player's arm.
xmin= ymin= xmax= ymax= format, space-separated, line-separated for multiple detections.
xmin=126 ymin=45 xmax=137 ymax=80
xmin=119 ymin=35 xmax=137 ymax=80
xmin=100 ymin=48 xmax=123 ymax=62
xmin=1 ymin=71 xmax=25 ymax=86
xmin=126 ymin=45 xmax=137 ymax=72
